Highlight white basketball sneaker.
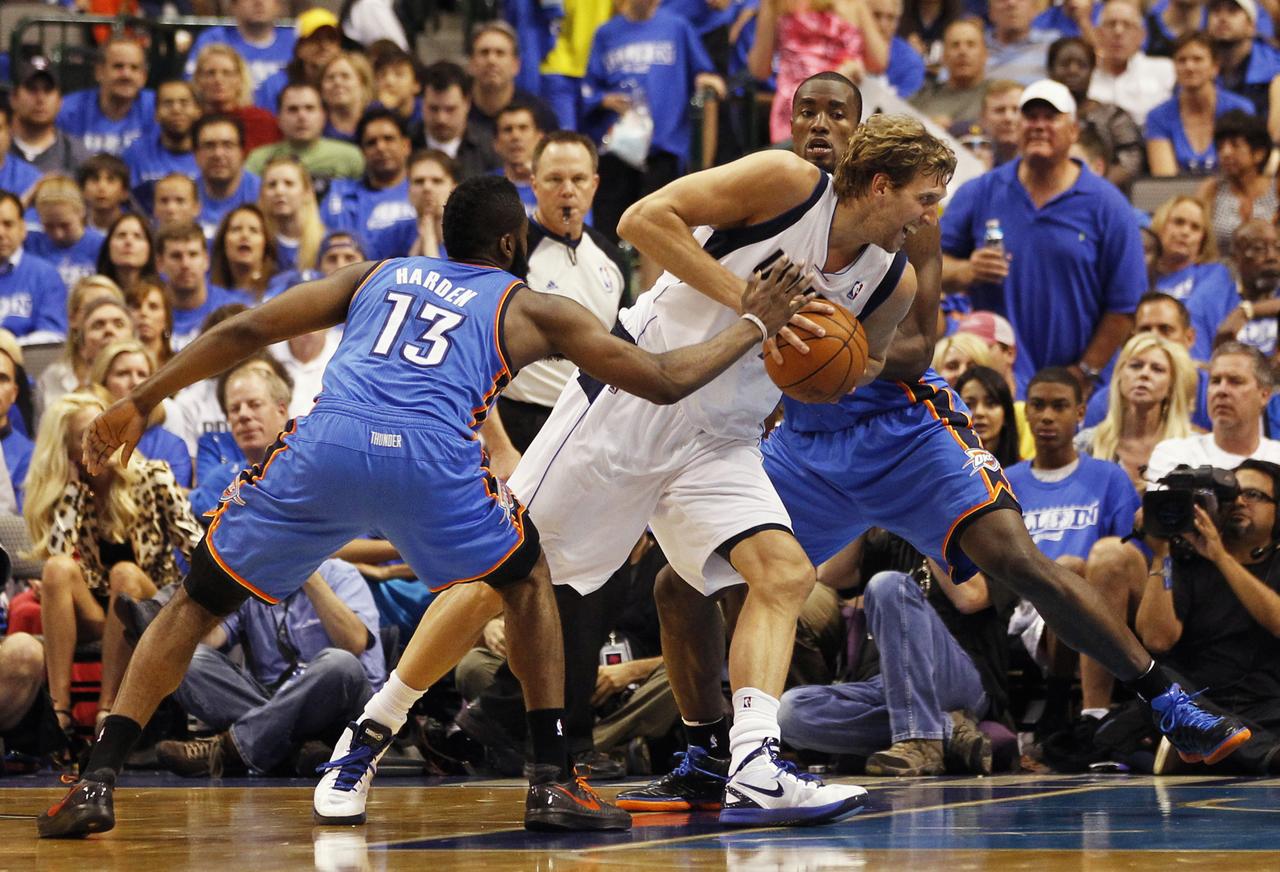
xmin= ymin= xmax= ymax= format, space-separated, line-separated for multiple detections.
xmin=313 ymin=718 xmax=396 ymax=825
xmin=720 ymin=739 xmax=868 ymax=827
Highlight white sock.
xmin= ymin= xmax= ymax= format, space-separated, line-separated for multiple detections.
xmin=1081 ymin=708 xmax=1108 ymax=721
xmin=728 ymin=687 xmax=780 ymax=773
xmin=359 ymin=670 xmax=424 ymax=736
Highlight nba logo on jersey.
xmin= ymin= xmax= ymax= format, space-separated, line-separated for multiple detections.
xmin=843 ymin=280 xmax=865 ymax=305
xmin=963 ymin=447 xmax=1001 ymax=476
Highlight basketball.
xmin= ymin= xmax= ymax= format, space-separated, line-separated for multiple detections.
xmin=764 ymin=303 xmax=869 ymax=403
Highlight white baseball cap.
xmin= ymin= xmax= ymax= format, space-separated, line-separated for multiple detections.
xmin=1019 ymin=80 xmax=1077 ymax=120
xmin=1214 ymin=0 xmax=1259 ymax=23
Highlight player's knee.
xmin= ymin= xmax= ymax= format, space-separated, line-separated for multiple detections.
xmin=753 ymin=558 xmax=815 ymax=606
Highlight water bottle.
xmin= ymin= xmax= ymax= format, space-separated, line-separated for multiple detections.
xmin=983 ymin=219 xmax=1004 ymax=254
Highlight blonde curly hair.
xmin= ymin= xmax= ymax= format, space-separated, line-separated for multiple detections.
xmin=834 ymin=114 xmax=957 ymax=200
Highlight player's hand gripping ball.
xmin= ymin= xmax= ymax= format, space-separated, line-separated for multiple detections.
xmin=764 ymin=303 xmax=869 ymax=403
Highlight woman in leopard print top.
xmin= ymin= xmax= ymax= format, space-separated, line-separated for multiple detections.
xmin=24 ymin=392 xmax=201 ymax=733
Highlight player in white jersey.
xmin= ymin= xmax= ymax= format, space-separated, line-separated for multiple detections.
xmin=500 ymin=115 xmax=954 ymax=827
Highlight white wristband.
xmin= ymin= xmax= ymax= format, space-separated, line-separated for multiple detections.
xmin=740 ymin=312 xmax=769 ymax=341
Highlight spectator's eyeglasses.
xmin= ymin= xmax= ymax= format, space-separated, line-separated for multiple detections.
xmin=1239 ymin=488 xmax=1276 ymax=505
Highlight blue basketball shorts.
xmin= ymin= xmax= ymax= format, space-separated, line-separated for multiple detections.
xmin=205 ymin=408 xmax=534 ymax=603
xmin=762 ymin=386 xmax=1020 ymax=582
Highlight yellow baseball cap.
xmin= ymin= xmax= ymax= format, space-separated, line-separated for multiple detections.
xmin=297 ymin=8 xmax=340 ymax=40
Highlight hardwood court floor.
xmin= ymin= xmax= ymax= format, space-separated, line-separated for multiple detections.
xmin=3 ymin=772 xmax=1280 ymax=871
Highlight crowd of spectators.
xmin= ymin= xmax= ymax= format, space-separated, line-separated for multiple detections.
xmin=2 ymin=0 xmax=1280 ymax=781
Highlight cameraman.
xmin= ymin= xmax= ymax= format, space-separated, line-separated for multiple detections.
xmin=1136 ymin=460 xmax=1280 ymax=774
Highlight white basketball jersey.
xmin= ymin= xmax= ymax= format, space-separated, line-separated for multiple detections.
xmin=619 ymin=173 xmax=905 ymax=441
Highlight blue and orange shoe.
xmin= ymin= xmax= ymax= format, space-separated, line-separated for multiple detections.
xmin=524 ymin=763 xmax=632 ymax=831
xmin=616 ymin=745 xmax=729 ymax=812
xmin=36 ymin=770 xmax=116 ymax=839
xmin=1150 ymin=684 xmax=1252 ymax=765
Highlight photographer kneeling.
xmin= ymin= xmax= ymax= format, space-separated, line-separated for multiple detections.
xmin=1137 ymin=460 xmax=1280 ymax=774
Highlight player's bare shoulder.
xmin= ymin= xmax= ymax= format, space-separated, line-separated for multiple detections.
xmin=716 ymin=151 xmax=825 ymax=226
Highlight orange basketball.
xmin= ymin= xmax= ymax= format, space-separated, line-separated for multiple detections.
xmin=764 ymin=303 xmax=869 ymax=403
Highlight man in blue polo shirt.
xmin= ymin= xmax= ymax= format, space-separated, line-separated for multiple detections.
xmin=324 ymin=109 xmax=416 ymax=261
xmin=941 ymin=79 xmax=1145 ymax=397
xmin=0 ymin=105 xmax=42 ymax=201
xmin=184 ymin=0 xmax=297 ymax=92
xmin=0 ymin=192 xmax=67 ymax=345
xmin=123 ymin=80 xmax=202 ymax=198
xmin=1209 ymin=0 xmax=1280 ymax=120
xmin=56 ymin=35 xmax=155 ymax=155
xmin=193 ymin=114 xmax=261 ymax=242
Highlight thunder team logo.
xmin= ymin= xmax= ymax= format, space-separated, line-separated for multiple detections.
xmin=963 ymin=447 xmax=1001 ymax=476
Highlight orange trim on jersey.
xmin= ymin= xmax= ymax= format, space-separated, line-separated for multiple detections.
xmin=939 ymin=479 xmax=1018 ymax=572
xmin=467 ymin=279 xmax=523 ymax=431
xmin=205 ymin=513 xmax=281 ymax=605
xmin=431 ymin=501 xmax=530 ymax=594
xmin=491 ymin=278 xmax=523 ymax=376
xmin=199 ymin=419 xmax=300 ymax=604
xmin=348 ymin=260 xmax=393 ymax=309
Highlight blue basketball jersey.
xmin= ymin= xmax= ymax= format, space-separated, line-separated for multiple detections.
xmin=318 ymin=257 xmax=521 ymax=439
xmin=782 ymin=365 xmax=948 ymax=433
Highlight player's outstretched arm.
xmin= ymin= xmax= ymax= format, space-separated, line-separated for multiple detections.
xmin=617 ymin=151 xmax=822 ymax=309
xmin=507 ymin=258 xmax=814 ymax=405
xmin=84 ymin=262 xmax=377 ymax=473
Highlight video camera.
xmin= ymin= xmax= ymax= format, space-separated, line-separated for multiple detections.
xmin=1142 ymin=465 xmax=1240 ymax=539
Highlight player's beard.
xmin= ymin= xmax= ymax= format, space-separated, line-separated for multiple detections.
xmin=509 ymin=239 xmax=530 ymax=280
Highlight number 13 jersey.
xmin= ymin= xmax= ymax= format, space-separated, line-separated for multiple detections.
xmin=318 ymin=257 xmax=525 ymax=439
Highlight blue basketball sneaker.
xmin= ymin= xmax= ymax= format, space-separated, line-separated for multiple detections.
xmin=720 ymin=739 xmax=867 ymax=827
xmin=1150 ymin=684 xmax=1252 ymax=765
xmin=616 ymin=745 xmax=729 ymax=812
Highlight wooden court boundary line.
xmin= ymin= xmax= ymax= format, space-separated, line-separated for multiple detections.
xmin=363 ymin=775 xmax=1266 ymax=853
xmin=371 ymin=778 xmax=1131 ymax=855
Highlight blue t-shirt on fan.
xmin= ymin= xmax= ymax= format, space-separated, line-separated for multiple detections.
xmin=197 ymin=172 xmax=262 ymax=241
xmin=324 ymin=177 xmax=418 ymax=262
xmin=582 ymin=10 xmax=716 ymax=167
xmin=57 ymin=89 xmax=156 ymax=155
xmin=184 ymin=25 xmax=296 ymax=91
xmin=1005 ymin=454 xmax=1140 ymax=560
xmin=23 ymin=227 xmax=106 ymax=289
xmin=1143 ymin=88 xmax=1254 ymax=174
xmin=122 ymin=134 xmax=200 ymax=188
xmin=0 ymin=251 xmax=68 ymax=343
xmin=0 ymin=154 xmax=42 ymax=198
xmin=170 ymin=284 xmax=256 ymax=349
